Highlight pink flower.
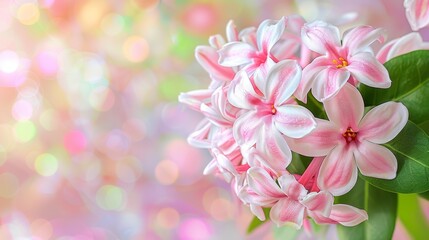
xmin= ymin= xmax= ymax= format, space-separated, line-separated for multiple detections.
xmin=377 ymin=32 xmax=429 ymax=63
xmin=240 ymin=167 xmax=367 ymax=228
xmin=404 ymin=0 xmax=429 ymax=31
xmin=228 ymin=60 xmax=316 ymax=172
xmin=296 ymin=21 xmax=390 ymax=102
xmin=218 ymin=17 xmax=286 ymax=77
xmin=288 ymin=84 xmax=408 ymax=196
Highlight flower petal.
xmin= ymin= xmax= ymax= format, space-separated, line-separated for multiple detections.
xmin=311 ymin=67 xmax=350 ymax=102
xmin=405 ymin=0 xmax=429 ymax=31
xmin=301 ymin=20 xmax=341 ymax=55
xmin=270 ymin=198 xmax=305 ymax=228
xmin=358 ymin=102 xmax=408 ymax=144
xmin=233 ymin=110 xmax=262 ymax=146
xmin=257 ymin=17 xmax=287 ymax=54
xmin=250 ymin=204 xmax=266 ymax=221
xmin=226 ymin=20 xmax=239 ymax=42
xmin=274 ymin=105 xmax=316 ymax=138
xmin=295 ymin=56 xmax=331 ymax=102
xmin=187 ymin=120 xmax=214 ymax=148
xmin=329 ymin=204 xmax=368 ymax=226
xmin=277 ymin=174 xmax=307 ymax=200
xmin=227 ymin=71 xmax=260 ymax=110
xmin=342 ymin=26 xmax=386 ymax=54
xmin=301 ymin=191 xmax=334 ymax=217
xmin=178 ymin=89 xmax=213 ymax=112
xmin=218 ymin=42 xmax=257 ymax=67
xmin=324 ymin=83 xmax=364 ymax=130
xmin=318 ymin=144 xmax=358 ymax=196
xmin=347 ymin=52 xmax=391 ymax=88
xmin=266 ymin=60 xmax=302 ymax=105
xmin=195 ymin=46 xmax=235 ymax=82
xmin=247 ymin=167 xmax=285 ymax=198
xmin=355 ymin=141 xmax=397 ymax=179
xmin=287 ymin=119 xmax=340 ymax=157
xmin=376 ymin=32 xmax=428 ymax=63
xmin=208 ymin=34 xmax=225 ymax=49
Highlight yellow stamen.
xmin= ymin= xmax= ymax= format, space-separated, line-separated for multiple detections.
xmin=333 ymin=57 xmax=348 ymax=69
xmin=271 ymin=105 xmax=277 ymax=114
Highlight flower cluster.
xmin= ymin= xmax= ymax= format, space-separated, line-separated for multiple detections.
xmin=179 ymin=15 xmax=415 ymax=229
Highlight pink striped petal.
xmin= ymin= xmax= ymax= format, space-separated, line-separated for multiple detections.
xmin=342 ymin=26 xmax=386 ymax=54
xmin=208 ymin=34 xmax=225 ymax=49
xmin=226 ymin=20 xmax=239 ymax=42
xmin=227 ymin=71 xmax=260 ymax=110
xmin=318 ymin=144 xmax=358 ymax=196
xmin=247 ymin=167 xmax=285 ymax=198
xmin=195 ymin=46 xmax=235 ymax=81
xmin=329 ymin=204 xmax=368 ymax=226
xmin=256 ymin=123 xmax=292 ymax=173
xmin=274 ymin=105 xmax=316 ymax=138
xmin=287 ymin=119 xmax=340 ymax=157
xmin=233 ymin=111 xmax=262 ymax=146
xmin=348 ymin=52 xmax=391 ymax=88
xmin=311 ymin=67 xmax=350 ymax=102
xmin=324 ymin=83 xmax=364 ymax=130
xmin=301 ymin=21 xmax=341 ymax=55
xmin=405 ymin=0 xmax=429 ymax=31
xmin=301 ymin=191 xmax=334 ymax=217
xmin=250 ymin=204 xmax=266 ymax=221
xmin=239 ymin=188 xmax=278 ymax=207
xmin=358 ymin=102 xmax=408 ymax=144
xmin=355 ymin=141 xmax=397 ymax=179
xmin=270 ymin=198 xmax=305 ymax=228
xmin=178 ymin=89 xmax=213 ymax=112
xmin=377 ymin=32 xmax=426 ymax=63
xmin=218 ymin=42 xmax=257 ymax=67
xmin=257 ymin=17 xmax=287 ymax=54
xmin=266 ymin=60 xmax=302 ymax=105
xmin=277 ymin=174 xmax=307 ymax=200
xmin=296 ymin=57 xmax=331 ymax=102
xmin=187 ymin=120 xmax=213 ymax=148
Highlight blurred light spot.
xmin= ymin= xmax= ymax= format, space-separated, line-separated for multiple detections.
xmin=159 ymin=75 xmax=193 ymax=101
xmin=101 ymin=13 xmax=125 ymax=36
xmin=41 ymin=0 xmax=55 ymax=8
xmin=183 ymin=4 xmax=218 ymax=33
xmin=178 ymin=218 xmax=212 ymax=240
xmin=104 ymin=130 xmax=129 ymax=156
xmin=155 ymin=207 xmax=180 ymax=229
xmin=0 ymin=50 xmax=20 ymax=74
xmin=122 ymin=36 xmax=149 ymax=63
xmin=0 ymin=173 xmax=19 ymax=198
xmin=155 ymin=160 xmax=179 ymax=185
xmin=116 ymin=163 xmax=137 ymax=183
xmin=210 ymin=198 xmax=233 ymax=221
xmin=12 ymin=99 xmax=33 ymax=121
xmin=64 ymin=130 xmax=87 ymax=154
xmin=133 ymin=0 xmax=159 ymax=9
xmin=96 ymin=185 xmax=126 ymax=211
xmin=83 ymin=57 xmax=106 ymax=83
xmin=17 ymin=3 xmax=40 ymax=25
xmin=34 ymin=153 xmax=58 ymax=177
xmin=122 ymin=118 xmax=145 ymax=142
xmin=78 ymin=0 xmax=108 ymax=31
xmin=13 ymin=120 xmax=36 ymax=142
xmin=0 ymin=146 xmax=6 ymax=167
xmin=30 ymin=219 xmax=53 ymax=240
xmin=171 ymin=30 xmax=197 ymax=58
xmin=36 ymin=51 xmax=59 ymax=76
xmin=89 ymin=86 xmax=115 ymax=111
xmin=39 ymin=109 xmax=59 ymax=131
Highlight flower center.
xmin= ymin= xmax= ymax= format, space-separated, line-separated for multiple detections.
xmin=271 ymin=105 xmax=277 ymax=115
xmin=332 ymin=57 xmax=348 ymax=69
xmin=342 ymin=127 xmax=357 ymax=143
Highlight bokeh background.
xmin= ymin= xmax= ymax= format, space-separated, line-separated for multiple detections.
xmin=0 ymin=0 xmax=428 ymax=239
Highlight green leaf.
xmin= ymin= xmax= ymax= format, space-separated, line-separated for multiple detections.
xmin=247 ymin=208 xmax=270 ymax=234
xmin=362 ymin=121 xmax=429 ymax=193
xmin=419 ymin=190 xmax=429 ymax=201
xmin=337 ymin=177 xmax=397 ymax=240
xmin=287 ymin=152 xmax=312 ymax=175
xmin=398 ymin=194 xmax=429 ymax=240
xmin=297 ymin=92 xmax=327 ymax=119
xmin=360 ymin=50 xmax=429 ymax=124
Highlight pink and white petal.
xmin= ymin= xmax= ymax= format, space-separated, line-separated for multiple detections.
xmin=355 ymin=141 xmax=397 ymax=179
xmin=324 ymin=83 xmax=364 ymax=130
xmin=295 ymin=56 xmax=331 ymax=102
xmin=377 ymin=32 xmax=425 ymax=63
xmin=238 ymin=187 xmax=278 ymax=206
xmin=178 ymin=89 xmax=213 ymax=112
xmin=266 ymin=60 xmax=302 ymax=105
xmin=318 ymin=145 xmax=358 ymax=196
xmin=301 ymin=21 xmax=341 ymax=55
xmin=329 ymin=204 xmax=368 ymax=226
xmin=301 ymin=191 xmax=334 ymax=217
xmin=227 ymin=71 xmax=260 ymax=109
xmin=270 ymin=198 xmax=305 ymax=228
xmin=208 ymin=35 xmax=226 ymax=49
xmin=226 ymin=20 xmax=239 ymax=42
xmin=203 ymin=159 xmax=218 ymax=175
xmin=257 ymin=17 xmax=287 ymax=54
xmin=233 ymin=110 xmax=262 ymax=146
xmin=187 ymin=120 xmax=214 ymax=148
xmin=218 ymin=42 xmax=257 ymax=67
xmin=311 ymin=67 xmax=350 ymax=102
xmin=274 ymin=105 xmax=316 ymax=138
xmin=347 ymin=52 xmax=391 ymax=88
xmin=256 ymin=123 xmax=292 ymax=172
xmin=342 ymin=26 xmax=386 ymax=54
xmin=252 ymin=57 xmax=276 ymax=95
xmin=287 ymin=119 xmax=341 ymax=157
xmin=240 ymin=27 xmax=258 ymax=47
xmin=250 ymin=204 xmax=266 ymax=221
xmin=405 ymin=0 xmax=429 ymax=31
xmin=195 ymin=46 xmax=235 ymax=81
xmin=359 ymin=102 xmax=408 ymax=144
xmin=277 ymin=174 xmax=307 ymax=200
xmin=200 ymin=103 xmax=230 ymax=127
xmin=247 ymin=167 xmax=285 ymax=198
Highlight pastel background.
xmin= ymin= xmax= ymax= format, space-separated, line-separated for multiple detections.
xmin=0 ymin=0 xmax=427 ymax=239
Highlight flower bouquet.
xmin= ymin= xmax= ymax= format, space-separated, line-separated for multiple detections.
xmin=179 ymin=1 xmax=429 ymax=239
